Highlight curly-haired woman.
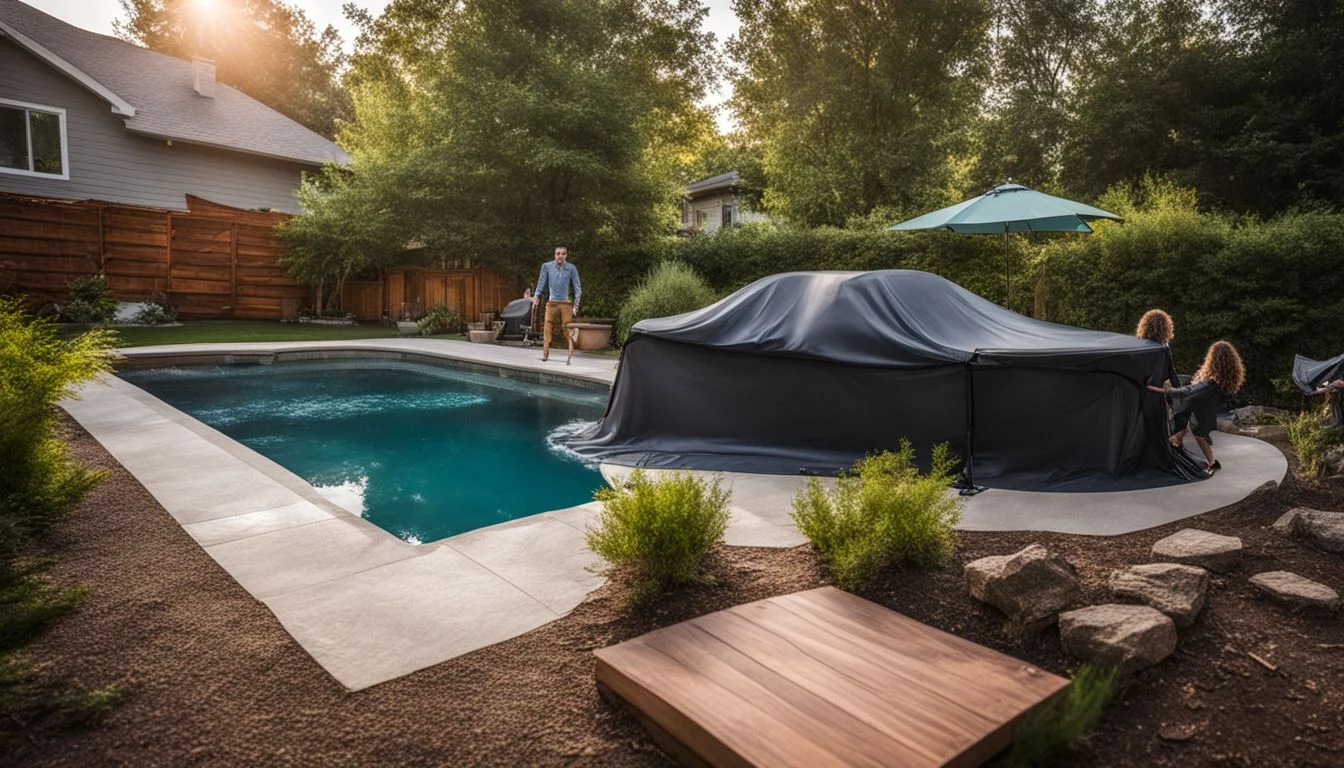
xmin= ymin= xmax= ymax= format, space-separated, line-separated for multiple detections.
xmin=1135 ymin=309 xmax=1175 ymax=347
xmin=1148 ymin=340 xmax=1246 ymax=474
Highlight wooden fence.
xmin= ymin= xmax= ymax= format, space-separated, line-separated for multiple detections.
xmin=1 ymin=192 xmax=520 ymax=322
xmin=342 ymin=267 xmax=523 ymax=323
xmin=0 ymin=192 xmax=303 ymax=319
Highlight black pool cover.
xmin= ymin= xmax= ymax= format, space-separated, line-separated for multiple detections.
xmin=562 ymin=270 xmax=1207 ymax=490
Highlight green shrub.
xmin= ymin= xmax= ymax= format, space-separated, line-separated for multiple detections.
xmin=616 ymin=260 xmax=719 ymax=343
xmin=1007 ymin=664 xmax=1120 ymax=767
xmin=1280 ymin=409 xmax=1341 ymax=480
xmin=132 ymin=299 xmax=175 ymax=326
xmin=0 ymin=561 xmax=86 ymax=654
xmin=417 ymin=303 xmax=461 ymax=336
xmin=57 ymin=275 xmax=118 ymax=325
xmin=791 ymin=442 xmax=961 ymax=591
xmin=587 ymin=470 xmax=730 ymax=597
xmin=1 ymin=297 xmax=114 ymax=538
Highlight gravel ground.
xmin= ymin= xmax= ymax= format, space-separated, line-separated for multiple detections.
xmin=3 ymin=417 xmax=1342 ymax=767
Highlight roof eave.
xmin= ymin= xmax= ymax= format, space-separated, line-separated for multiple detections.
xmin=123 ymin=125 xmax=349 ymax=168
xmin=0 ymin=20 xmax=136 ymax=118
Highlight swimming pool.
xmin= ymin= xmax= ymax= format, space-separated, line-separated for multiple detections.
xmin=120 ymin=359 xmax=607 ymax=543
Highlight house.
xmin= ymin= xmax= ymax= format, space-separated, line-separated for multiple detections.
xmin=0 ymin=0 xmax=348 ymax=214
xmin=679 ymin=171 xmax=768 ymax=235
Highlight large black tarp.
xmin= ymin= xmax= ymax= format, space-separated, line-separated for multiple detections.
xmin=562 ymin=270 xmax=1206 ymax=489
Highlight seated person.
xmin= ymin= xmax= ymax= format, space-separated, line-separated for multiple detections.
xmin=1148 ymin=340 xmax=1246 ymax=474
xmin=1311 ymin=379 xmax=1343 ymax=426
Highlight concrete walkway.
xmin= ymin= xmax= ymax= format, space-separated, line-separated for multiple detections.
xmin=61 ymin=338 xmax=1286 ymax=690
xmin=601 ymin=427 xmax=1288 ymax=538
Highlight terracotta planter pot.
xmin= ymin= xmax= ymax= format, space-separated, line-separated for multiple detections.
xmin=568 ymin=322 xmax=613 ymax=351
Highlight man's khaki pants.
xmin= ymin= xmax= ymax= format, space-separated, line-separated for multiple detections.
xmin=542 ymin=300 xmax=573 ymax=359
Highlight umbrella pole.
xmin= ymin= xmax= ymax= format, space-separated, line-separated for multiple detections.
xmin=1003 ymin=224 xmax=1010 ymax=308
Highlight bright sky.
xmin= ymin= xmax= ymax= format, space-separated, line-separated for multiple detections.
xmin=22 ymin=0 xmax=741 ymax=131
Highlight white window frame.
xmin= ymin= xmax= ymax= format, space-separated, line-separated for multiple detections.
xmin=0 ymin=98 xmax=70 ymax=181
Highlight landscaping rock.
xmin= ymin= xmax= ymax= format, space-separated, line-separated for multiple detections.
xmin=964 ymin=544 xmax=1081 ymax=629
xmin=1230 ymin=405 xmax=1283 ymax=426
xmin=1249 ymin=571 xmax=1341 ymax=612
xmin=1151 ymin=529 xmax=1244 ymax=572
xmin=1109 ymin=563 xmax=1210 ymax=627
xmin=1325 ymin=445 xmax=1344 ymax=477
xmin=1059 ymin=604 xmax=1178 ymax=673
xmin=1272 ymin=508 xmax=1344 ymax=553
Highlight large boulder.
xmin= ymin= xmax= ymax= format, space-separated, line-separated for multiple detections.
xmin=1059 ymin=604 xmax=1179 ymax=673
xmin=1272 ymin=508 xmax=1344 ymax=553
xmin=1151 ymin=529 xmax=1244 ymax=572
xmin=964 ymin=544 xmax=1081 ymax=629
xmin=1249 ymin=571 xmax=1341 ymax=612
xmin=1229 ymin=405 xmax=1283 ymax=426
xmin=1109 ymin=563 xmax=1210 ymax=628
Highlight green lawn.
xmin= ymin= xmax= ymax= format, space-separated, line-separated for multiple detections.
xmin=87 ymin=320 xmax=463 ymax=347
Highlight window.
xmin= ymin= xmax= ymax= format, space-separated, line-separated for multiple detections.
xmin=695 ymin=209 xmax=708 ymax=229
xmin=722 ymin=202 xmax=734 ymax=229
xmin=0 ymin=99 xmax=68 ymax=179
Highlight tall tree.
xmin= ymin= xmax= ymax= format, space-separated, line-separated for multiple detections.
xmin=729 ymin=0 xmax=992 ymax=226
xmin=115 ymin=0 xmax=349 ymax=137
xmin=287 ymin=0 xmax=717 ymax=282
xmin=971 ymin=0 xmax=1098 ymax=191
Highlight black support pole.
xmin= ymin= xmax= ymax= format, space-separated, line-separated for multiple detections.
xmin=959 ymin=358 xmax=986 ymax=496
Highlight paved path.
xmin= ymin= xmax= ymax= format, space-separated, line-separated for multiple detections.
xmin=61 ymin=338 xmax=1286 ymax=691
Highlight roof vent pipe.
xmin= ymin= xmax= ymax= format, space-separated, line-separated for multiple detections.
xmin=192 ymin=56 xmax=216 ymax=98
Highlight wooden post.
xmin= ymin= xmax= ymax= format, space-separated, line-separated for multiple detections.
xmin=230 ymin=221 xmax=238 ymax=317
xmin=166 ymin=213 xmax=174 ymax=296
xmin=96 ymin=205 xmax=105 ymax=272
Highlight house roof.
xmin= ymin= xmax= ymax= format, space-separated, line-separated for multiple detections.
xmin=0 ymin=0 xmax=349 ymax=167
xmin=686 ymin=171 xmax=740 ymax=196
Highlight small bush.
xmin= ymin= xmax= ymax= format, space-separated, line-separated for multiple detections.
xmin=587 ymin=470 xmax=730 ymax=597
xmin=132 ymin=298 xmax=175 ymax=326
xmin=616 ymin=260 xmax=718 ymax=343
xmin=0 ymin=561 xmax=86 ymax=653
xmin=418 ymin=303 xmax=461 ymax=336
xmin=1 ymin=297 xmax=114 ymax=537
xmin=57 ymin=275 xmax=118 ymax=325
xmin=791 ymin=442 xmax=961 ymax=590
xmin=1007 ymin=664 xmax=1120 ymax=767
xmin=1280 ymin=408 xmax=1341 ymax=480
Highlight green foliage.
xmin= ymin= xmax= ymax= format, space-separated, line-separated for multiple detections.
xmin=58 ymin=275 xmax=118 ymax=325
xmin=56 ymin=683 xmax=123 ymax=727
xmin=417 ymin=303 xmax=461 ymax=336
xmin=131 ymin=301 xmax=174 ymax=326
xmin=583 ymin=222 xmax=1033 ymax=319
xmin=287 ymin=0 xmax=717 ymax=285
xmin=1043 ymin=178 xmax=1344 ymax=403
xmin=1007 ymin=664 xmax=1119 ymax=767
xmin=1279 ymin=409 xmax=1341 ymax=480
xmin=115 ymin=0 xmax=349 ymax=136
xmin=616 ymin=260 xmax=717 ymax=343
xmin=730 ymin=0 xmax=991 ymax=226
xmin=1 ymin=298 xmax=114 ymax=539
xmin=0 ymin=561 xmax=86 ymax=654
xmin=587 ymin=470 xmax=730 ymax=597
xmin=791 ymin=443 xmax=962 ymax=591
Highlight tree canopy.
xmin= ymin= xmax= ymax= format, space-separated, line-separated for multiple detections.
xmin=285 ymin=0 xmax=717 ymax=281
xmin=115 ymin=0 xmax=349 ymax=137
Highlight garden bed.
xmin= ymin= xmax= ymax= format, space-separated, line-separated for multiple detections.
xmin=3 ymin=421 xmax=1341 ymax=767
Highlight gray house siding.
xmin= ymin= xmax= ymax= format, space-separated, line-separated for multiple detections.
xmin=0 ymin=38 xmax=308 ymax=213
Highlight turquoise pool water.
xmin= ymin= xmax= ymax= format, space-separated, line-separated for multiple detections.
xmin=120 ymin=359 xmax=607 ymax=543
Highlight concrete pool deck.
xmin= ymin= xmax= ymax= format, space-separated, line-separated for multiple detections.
xmin=60 ymin=338 xmax=1286 ymax=690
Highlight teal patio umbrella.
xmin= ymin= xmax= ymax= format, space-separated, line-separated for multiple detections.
xmin=890 ymin=183 xmax=1124 ymax=306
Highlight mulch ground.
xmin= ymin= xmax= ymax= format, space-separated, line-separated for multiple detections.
xmin=3 ymin=416 xmax=1342 ymax=767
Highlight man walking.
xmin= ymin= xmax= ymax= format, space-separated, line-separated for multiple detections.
xmin=532 ymin=246 xmax=581 ymax=362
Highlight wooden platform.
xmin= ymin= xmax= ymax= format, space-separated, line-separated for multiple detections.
xmin=594 ymin=587 xmax=1069 ymax=768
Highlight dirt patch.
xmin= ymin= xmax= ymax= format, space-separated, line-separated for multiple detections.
xmin=3 ymin=419 xmax=1342 ymax=767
